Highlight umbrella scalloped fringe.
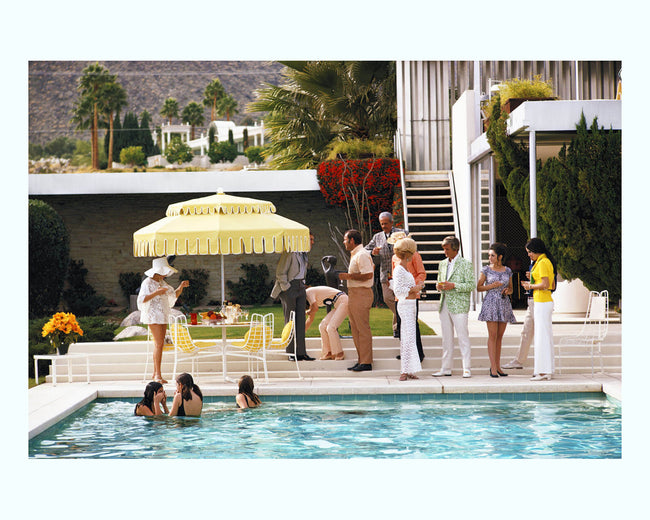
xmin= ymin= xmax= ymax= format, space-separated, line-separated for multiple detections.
xmin=166 ymin=194 xmax=276 ymax=217
xmin=133 ymin=234 xmax=311 ymax=257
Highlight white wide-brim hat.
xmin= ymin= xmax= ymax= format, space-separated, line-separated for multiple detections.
xmin=145 ymin=257 xmax=178 ymax=278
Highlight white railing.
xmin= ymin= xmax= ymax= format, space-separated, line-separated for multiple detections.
xmin=394 ymin=130 xmax=409 ymax=233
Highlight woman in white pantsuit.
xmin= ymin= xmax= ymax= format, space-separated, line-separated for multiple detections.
xmin=521 ymin=238 xmax=557 ymax=381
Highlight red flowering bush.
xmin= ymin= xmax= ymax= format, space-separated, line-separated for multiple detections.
xmin=317 ymin=158 xmax=402 ymax=234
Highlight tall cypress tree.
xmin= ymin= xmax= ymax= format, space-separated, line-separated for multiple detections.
xmin=537 ymin=115 xmax=621 ymax=302
xmin=140 ymin=110 xmax=155 ymax=156
xmin=121 ymin=112 xmax=140 ymax=151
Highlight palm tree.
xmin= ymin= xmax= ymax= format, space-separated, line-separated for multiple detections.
xmin=99 ymin=81 xmax=128 ymax=167
xmin=203 ymin=79 xmax=225 ymax=122
xmin=71 ymin=63 xmax=116 ymax=170
xmin=217 ymin=94 xmax=239 ymax=121
xmin=248 ymin=61 xmax=397 ymax=169
xmin=181 ymin=101 xmax=205 ymax=140
xmin=160 ymin=97 xmax=179 ymax=124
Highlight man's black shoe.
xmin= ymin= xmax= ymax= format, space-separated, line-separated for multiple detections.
xmin=351 ymin=363 xmax=372 ymax=372
xmin=289 ymin=354 xmax=315 ymax=361
xmin=347 ymin=363 xmax=360 ymax=371
xmin=396 ymin=355 xmax=401 ymax=360
xmin=393 ymin=330 xmax=400 ymax=338
xmin=419 ymin=355 xmax=425 ymax=362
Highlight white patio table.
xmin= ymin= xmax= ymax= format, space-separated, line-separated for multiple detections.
xmin=33 ymin=353 xmax=90 ymax=386
xmin=189 ymin=320 xmax=250 ymax=383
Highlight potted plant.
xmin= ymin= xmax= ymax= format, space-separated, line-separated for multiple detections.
xmin=497 ymin=75 xmax=556 ymax=114
xmin=41 ymin=312 xmax=84 ymax=355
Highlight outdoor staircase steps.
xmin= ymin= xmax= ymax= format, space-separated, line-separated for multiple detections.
xmin=403 ymin=170 xmax=457 ymax=301
xmin=41 ymin=330 xmax=622 ymax=383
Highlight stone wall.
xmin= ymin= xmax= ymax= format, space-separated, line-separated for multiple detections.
xmin=33 ymin=191 xmax=348 ymax=307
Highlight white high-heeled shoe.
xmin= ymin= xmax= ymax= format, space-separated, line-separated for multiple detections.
xmin=530 ymin=374 xmax=552 ymax=381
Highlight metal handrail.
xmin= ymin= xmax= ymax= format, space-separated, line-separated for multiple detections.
xmin=394 ymin=129 xmax=409 ymax=233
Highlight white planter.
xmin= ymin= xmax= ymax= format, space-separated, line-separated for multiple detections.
xmin=553 ymin=278 xmax=590 ymax=313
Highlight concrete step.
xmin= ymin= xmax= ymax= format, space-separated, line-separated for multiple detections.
xmin=42 ymin=334 xmax=622 ymax=383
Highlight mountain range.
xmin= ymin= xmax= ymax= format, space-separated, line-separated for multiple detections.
xmin=28 ymin=61 xmax=285 ymax=145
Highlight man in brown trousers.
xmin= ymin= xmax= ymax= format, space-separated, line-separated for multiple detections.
xmin=339 ymin=229 xmax=375 ymax=371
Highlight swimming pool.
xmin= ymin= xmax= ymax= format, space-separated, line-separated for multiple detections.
xmin=29 ymin=393 xmax=621 ymax=459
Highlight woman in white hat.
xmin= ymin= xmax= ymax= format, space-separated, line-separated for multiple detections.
xmin=137 ymin=257 xmax=190 ymax=383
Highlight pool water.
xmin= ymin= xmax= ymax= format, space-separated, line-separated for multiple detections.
xmin=29 ymin=394 xmax=621 ymax=459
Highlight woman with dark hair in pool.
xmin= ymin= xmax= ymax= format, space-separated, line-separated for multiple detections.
xmin=169 ymin=372 xmax=203 ymax=417
xmin=134 ymin=381 xmax=168 ymax=416
xmin=236 ymin=375 xmax=261 ymax=409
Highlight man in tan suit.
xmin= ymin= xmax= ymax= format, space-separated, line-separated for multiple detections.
xmin=339 ymin=229 xmax=375 ymax=371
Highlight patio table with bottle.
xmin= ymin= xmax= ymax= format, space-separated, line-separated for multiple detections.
xmin=190 ymin=303 xmax=250 ymax=383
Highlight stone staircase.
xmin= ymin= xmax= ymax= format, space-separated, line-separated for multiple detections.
xmin=403 ymin=171 xmax=457 ymax=300
xmin=43 ymin=325 xmax=621 ymax=383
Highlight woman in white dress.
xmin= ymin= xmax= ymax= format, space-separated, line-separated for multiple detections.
xmin=392 ymin=237 xmax=425 ymax=381
xmin=137 ymin=257 xmax=189 ymax=383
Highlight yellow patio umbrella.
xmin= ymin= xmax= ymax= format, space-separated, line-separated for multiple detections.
xmin=133 ymin=189 xmax=311 ymax=300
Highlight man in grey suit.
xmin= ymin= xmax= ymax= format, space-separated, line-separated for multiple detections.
xmin=365 ymin=212 xmax=403 ymax=337
xmin=270 ymin=233 xmax=315 ymax=361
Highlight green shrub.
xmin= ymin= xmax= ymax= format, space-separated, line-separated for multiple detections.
xmin=497 ymin=75 xmax=555 ymax=106
xmin=226 ymin=263 xmax=273 ymax=305
xmin=306 ymin=265 xmax=326 ymax=287
xmin=165 ymin=138 xmax=193 ymax=164
xmin=177 ymin=269 xmax=209 ymax=307
xmin=119 ymin=146 xmax=146 ymax=167
xmin=326 ymin=138 xmax=393 ymax=160
xmin=208 ymin=141 xmax=238 ymax=163
xmin=62 ymin=259 xmax=106 ymax=316
xmin=244 ymin=145 xmax=265 ymax=165
xmin=29 ymin=199 xmax=70 ymax=318
xmin=119 ymin=272 xmax=142 ymax=304
xmin=77 ymin=316 xmax=116 ymax=342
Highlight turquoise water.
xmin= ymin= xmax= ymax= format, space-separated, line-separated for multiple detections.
xmin=29 ymin=394 xmax=621 ymax=459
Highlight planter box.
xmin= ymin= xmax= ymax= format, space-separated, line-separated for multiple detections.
xmin=502 ymin=97 xmax=555 ymax=114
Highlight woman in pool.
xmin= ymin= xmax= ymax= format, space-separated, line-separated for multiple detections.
xmin=391 ymin=237 xmax=424 ymax=381
xmin=521 ymin=238 xmax=557 ymax=381
xmin=236 ymin=375 xmax=261 ymax=409
xmin=169 ymin=372 xmax=203 ymax=417
xmin=137 ymin=257 xmax=190 ymax=384
xmin=477 ymin=242 xmax=516 ymax=377
xmin=134 ymin=381 xmax=169 ymax=416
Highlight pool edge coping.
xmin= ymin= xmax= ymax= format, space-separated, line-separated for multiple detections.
xmin=29 ymin=375 xmax=622 ymax=440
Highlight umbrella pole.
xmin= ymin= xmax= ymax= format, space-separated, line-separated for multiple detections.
xmin=221 ymin=255 xmax=225 ymax=304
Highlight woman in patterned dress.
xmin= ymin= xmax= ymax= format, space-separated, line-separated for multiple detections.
xmin=137 ymin=257 xmax=189 ymax=384
xmin=477 ymin=243 xmax=516 ymax=377
xmin=392 ymin=237 xmax=425 ymax=381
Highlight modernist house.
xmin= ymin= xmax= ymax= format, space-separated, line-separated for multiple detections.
xmin=394 ymin=60 xmax=621 ymax=310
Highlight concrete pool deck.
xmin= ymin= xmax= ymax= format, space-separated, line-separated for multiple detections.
xmin=29 ymin=309 xmax=622 ymax=440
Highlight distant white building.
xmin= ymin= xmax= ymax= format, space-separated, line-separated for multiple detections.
xmin=157 ymin=120 xmax=266 ymax=155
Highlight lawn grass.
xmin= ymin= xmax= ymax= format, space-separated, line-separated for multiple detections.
xmin=116 ymin=304 xmax=434 ymax=341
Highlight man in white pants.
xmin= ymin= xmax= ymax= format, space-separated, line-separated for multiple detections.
xmin=503 ymin=262 xmax=534 ymax=369
xmin=433 ymin=236 xmax=475 ymax=378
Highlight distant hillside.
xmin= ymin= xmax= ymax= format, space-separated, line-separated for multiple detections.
xmin=29 ymin=61 xmax=285 ymax=145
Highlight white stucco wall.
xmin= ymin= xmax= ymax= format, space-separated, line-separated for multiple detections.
xmin=29 ymin=170 xmax=320 ymax=195
xmin=451 ymin=90 xmax=480 ymax=261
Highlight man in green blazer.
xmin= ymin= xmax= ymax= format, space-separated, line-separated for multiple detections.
xmin=433 ymin=236 xmax=475 ymax=378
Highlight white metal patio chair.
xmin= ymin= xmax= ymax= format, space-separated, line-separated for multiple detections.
xmin=227 ymin=313 xmax=274 ymax=380
xmin=262 ymin=310 xmax=302 ymax=381
xmin=557 ymin=290 xmax=609 ymax=376
xmin=166 ymin=314 xmax=222 ymax=381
